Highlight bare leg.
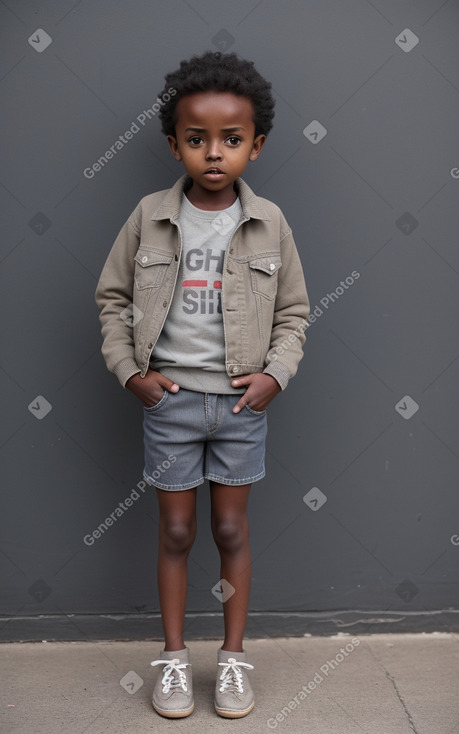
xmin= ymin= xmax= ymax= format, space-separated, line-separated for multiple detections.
xmin=156 ymin=487 xmax=197 ymax=651
xmin=210 ymin=482 xmax=252 ymax=652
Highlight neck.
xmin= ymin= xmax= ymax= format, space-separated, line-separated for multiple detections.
xmin=184 ymin=180 xmax=238 ymax=211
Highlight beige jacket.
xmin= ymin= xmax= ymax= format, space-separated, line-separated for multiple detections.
xmin=95 ymin=174 xmax=310 ymax=390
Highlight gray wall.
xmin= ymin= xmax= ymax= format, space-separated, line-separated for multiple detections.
xmin=1 ymin=0 xmax=458 ymax=640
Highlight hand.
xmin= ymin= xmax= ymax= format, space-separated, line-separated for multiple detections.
xmin=231 ymin=373 xmax=281 ymax=414
xmin=126 ymin=370 xmax=179 ymax=408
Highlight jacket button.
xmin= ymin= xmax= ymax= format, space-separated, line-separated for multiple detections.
xmin=230 ymin=248 xmax=234 ymax=254
xmin=270 ymin=263 xmax=275 ymax=270
xmin=148 ymin=343 xmax=153 ymax=349
xmin=142 ymin=256 xmax=148 ymax=263
xmin=162 ymin=301 xmax=167 ymax=307
xmin=232 ymin=366 xmax=239 ymax=373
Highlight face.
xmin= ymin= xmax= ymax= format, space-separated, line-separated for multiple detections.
xmin=167 ymin=91 xmax=266 ymax=207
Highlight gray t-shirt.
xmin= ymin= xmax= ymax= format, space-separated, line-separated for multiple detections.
xmin=150 ymin=191 xmax=245 ymax=394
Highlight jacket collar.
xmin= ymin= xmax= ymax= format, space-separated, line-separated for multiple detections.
xmin=150 ymin=173 xmax=271 ymax=222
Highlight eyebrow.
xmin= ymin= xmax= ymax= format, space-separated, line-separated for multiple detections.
xmin=184 ymin=126 xmax=245 ymax=133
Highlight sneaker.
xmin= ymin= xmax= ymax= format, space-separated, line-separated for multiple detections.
xmin=214 ymin=647 xmax=254 ymax=718
xmin=151 ymin=647 xmax=194 ymax=718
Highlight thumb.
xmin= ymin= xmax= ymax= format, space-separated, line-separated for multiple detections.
xmin=161 ymin=377 xmax=180 ymax=392
xmin=231 ymin=374 xmax=252 ymax=387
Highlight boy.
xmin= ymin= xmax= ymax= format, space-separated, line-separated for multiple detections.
xmin=95 ymin=50 xmax=310 ymax=719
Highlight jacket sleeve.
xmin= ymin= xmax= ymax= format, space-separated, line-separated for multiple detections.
xmin=94 ymin=204 xmax=143 ymax=388
xmin=263 ymin=219 xmax=310 ymax=390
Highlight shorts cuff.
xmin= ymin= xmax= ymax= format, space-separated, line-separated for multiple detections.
xmin=205 ymin=470 xmax=265 ymax=485
xmin=143 ymin=471 xmax=205 ymax=491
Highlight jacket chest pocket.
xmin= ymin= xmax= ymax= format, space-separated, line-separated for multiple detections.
xmin=249 ymin=255 xmax=282 ymax=300
xmin=134 ymin=248 xmax=173 ymax=290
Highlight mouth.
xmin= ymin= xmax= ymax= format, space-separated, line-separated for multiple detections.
xmin=204 ymin=168 xmax=224 ymax=175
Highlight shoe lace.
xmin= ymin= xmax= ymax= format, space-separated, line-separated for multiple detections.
xmin=218 ymin=657 xmax=254 ymax=694
xmin=151 ymin=658 xmax=190 ymax=694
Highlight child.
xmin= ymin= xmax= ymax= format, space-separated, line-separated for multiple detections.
xmin=95 ymin=50 xmax=310 ymax=719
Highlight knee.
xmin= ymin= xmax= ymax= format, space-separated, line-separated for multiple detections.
xmin=212 ymin=518 xmax=247 ymax=553
xmin=161 ymin=519 xmax=196 ymax=555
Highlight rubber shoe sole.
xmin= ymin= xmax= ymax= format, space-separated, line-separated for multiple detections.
xmin=152 ymin=701 xmax=194 ymax=718
xmin=214 ymin=700 xmax=254 ymax=718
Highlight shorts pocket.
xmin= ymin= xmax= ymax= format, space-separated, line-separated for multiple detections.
xmin=143 ymin=390 xmax=169 ymax=412
xmin=134 ymin=247 xmax=173 ymax=290
xmin=245 ymin=403 xmax=267 ymax=416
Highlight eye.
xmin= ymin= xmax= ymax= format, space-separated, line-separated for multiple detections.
xmin=189 ymin=136 xmax=203 ymax=145
xmin=227 ymin=136 xmax=241 ymax=146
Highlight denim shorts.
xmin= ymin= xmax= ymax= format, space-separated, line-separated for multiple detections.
xmin=142 ymin=388 xmax=268 ymax=490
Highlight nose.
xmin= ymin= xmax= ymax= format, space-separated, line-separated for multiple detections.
xmin=206 ymin=139 xmax=222 ymax=160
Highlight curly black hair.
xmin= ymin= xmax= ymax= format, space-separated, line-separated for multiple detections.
xmin=156 ymin=50 xmax=275 ymax=139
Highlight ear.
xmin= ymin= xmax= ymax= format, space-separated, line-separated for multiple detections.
xmin=167 ymin=135 xmax=182 ymax=161
xmin=249 ymin=134 xmax=266 ymax=161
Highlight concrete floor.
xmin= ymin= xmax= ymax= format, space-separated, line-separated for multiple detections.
xmin=1 ymin=633 xmax=458 ymax=733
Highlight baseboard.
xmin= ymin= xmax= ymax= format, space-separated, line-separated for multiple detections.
xmin=1 ymin=609 xmax=458 ymax=642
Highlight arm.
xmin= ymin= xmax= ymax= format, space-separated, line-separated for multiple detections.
xmin=262 ymin=224 xmax=310 ymax=390
xmin=94 ymin=207 xmax=142 ymax=387
xmin=232 ymin=221 xmax=310 ymax=413
xmin=95 ymin=204 xmax=181 ymax=405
